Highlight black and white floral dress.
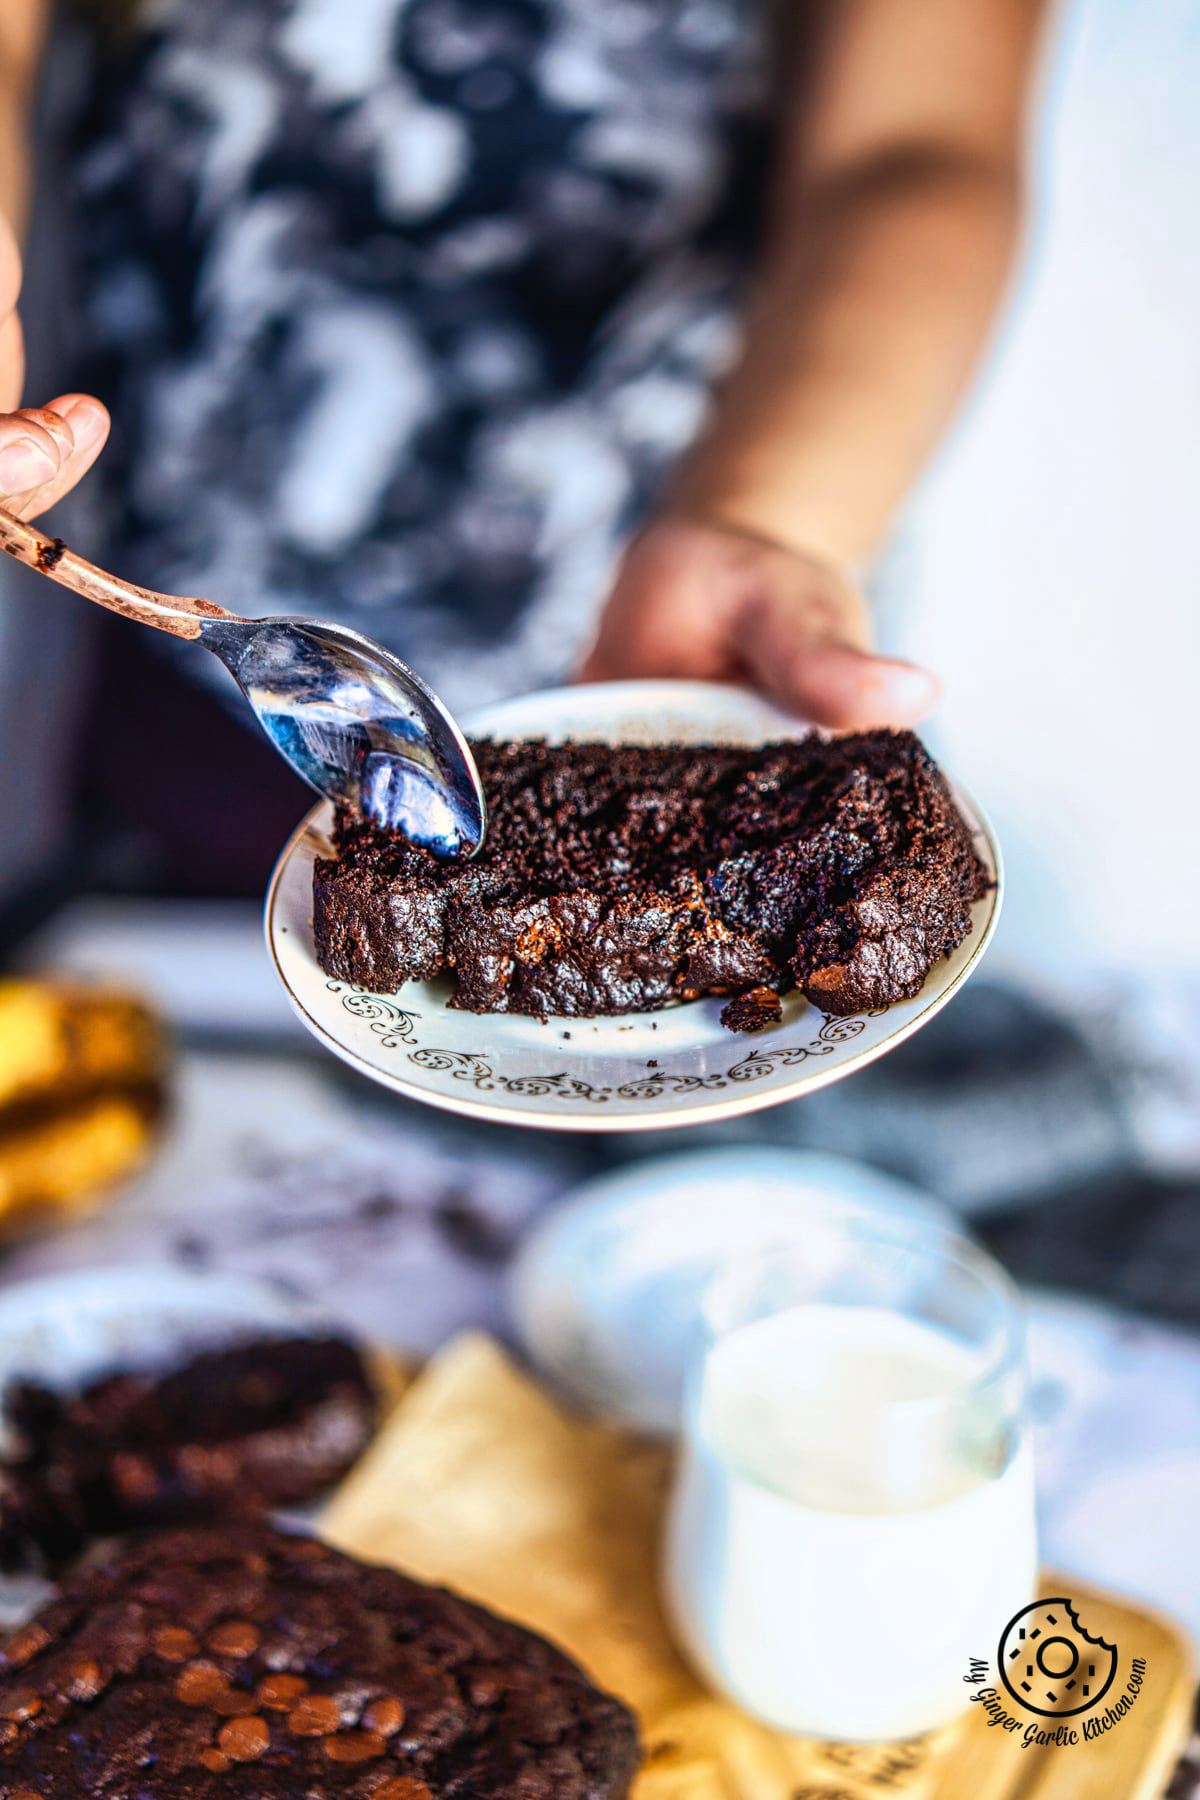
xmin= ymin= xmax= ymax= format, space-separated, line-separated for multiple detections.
xmin=69 ymin=0 xmax=774 ymax=712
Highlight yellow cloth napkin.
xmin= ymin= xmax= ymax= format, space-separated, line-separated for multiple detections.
xmin=321 ymin=1331 xmax=1191 ymax=1800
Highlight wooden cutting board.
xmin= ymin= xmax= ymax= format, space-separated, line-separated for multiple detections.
xmin=326 ymin=1333 xmax=1195 ymax=1800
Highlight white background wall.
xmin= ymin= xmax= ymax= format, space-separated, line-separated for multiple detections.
xmin=907 ymin=0 xmax=1200 ymax=988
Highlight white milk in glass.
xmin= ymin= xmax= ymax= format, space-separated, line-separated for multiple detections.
xmin=665 ymin=1301 xmax=1037 ymax=1740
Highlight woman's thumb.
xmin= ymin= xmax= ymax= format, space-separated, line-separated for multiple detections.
xmin=732 ymin=584 xmax=940 ymax=728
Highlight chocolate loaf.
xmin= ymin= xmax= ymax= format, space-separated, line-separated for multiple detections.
xmin=313 ymin=731 xmax=989 ymax=1026
xmin=0 ymin=1522 xmax=640 ymax=1797
xmin=0 ymin=1337 xmax=377 ymax=1574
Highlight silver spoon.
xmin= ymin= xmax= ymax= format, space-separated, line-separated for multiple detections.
xmin=0 ymin=506 xmax=486 ymax=858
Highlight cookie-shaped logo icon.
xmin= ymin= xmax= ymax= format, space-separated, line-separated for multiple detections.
xmin=998 ymin=1598 xmax=1118 ymax=1718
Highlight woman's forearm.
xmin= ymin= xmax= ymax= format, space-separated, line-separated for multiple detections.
xmin=671 ymin=0 xmax=1047 ymax=566
xmin=674 ymin=146 xmax=1025 ymax=567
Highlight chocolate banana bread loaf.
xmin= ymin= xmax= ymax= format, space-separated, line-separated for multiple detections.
xmin=0 ymin=1522 xmax=640 ymax=1797
xmin=313 ymin=730 xmax=988 ymax=1026
xmin=0 ymin=1337 xmax=377 ymax=1574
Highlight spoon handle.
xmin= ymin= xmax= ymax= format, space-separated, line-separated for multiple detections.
xmin=0 ymin=506 xmax=236 ymax=641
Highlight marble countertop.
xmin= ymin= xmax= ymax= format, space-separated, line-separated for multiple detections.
xmin=4 ymin=1033 xmax=1197 ymax=1644
xmin=7 ymin=896 xmax=1199 ymax=1790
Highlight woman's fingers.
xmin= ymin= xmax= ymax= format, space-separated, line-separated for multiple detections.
xmin=584 ymin=517 xmax=941 ymax=730
xmin=0 ymin=393 xmax=110 ymax=518
xmin=15 ymin=394 xmax=111 ymax=516
xmin=749 ymin=635 xmax=940 ymax=729
xmin=0 ymin=223 xmax=108 ymax=517
xmin=730 ymin=579 xmax=940 ymax=729
xmin=0 ymin=417 xmax=62 ymax=495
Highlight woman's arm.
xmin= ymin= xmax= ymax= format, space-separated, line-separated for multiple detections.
xmin=0 ymin=0 xmax=109 ymax=513
xmin=678 ymin=0 xmax=1047 ymax=562
xmin=585 ymin=0 xmax=1049 ymax=726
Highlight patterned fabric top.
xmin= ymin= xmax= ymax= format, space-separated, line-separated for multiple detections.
xmin=67 ymin=0 xmax=774 ymax=710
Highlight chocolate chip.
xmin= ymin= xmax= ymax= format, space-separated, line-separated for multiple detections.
xmin=218 ymin=1714 xmax=270 ymax=1762
xmin=363 ymin=1696 xmax=405 ymax=1736
xmin=1 ymin=1689 xmax=42 ymax=1721
xmin=111 ymin=1450 xmax=159 ymax=1501
xmin=2 ymin=1624 xmax=49 ymax=1668
xmin=208 ymin=1620 xmax=260 ymax=1658
xmin=154 ymin=1626 xmax=199 ymax=1662
xmin=65 ymin=1658 xmax=106 ymax=1701
xmin=174 ymin=1663 xmax=228 ymax=1708
xmin=324 ymin=1729 xmax=386 ymax=1763
xmin=257 ymin=1672 xmax=309 ymax=1710
xmin=287 ymin=1693 xmax=342 ymax=1736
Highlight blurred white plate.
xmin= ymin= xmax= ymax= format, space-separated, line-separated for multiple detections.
xmin=265 ymin=680 xmax=1001 ymax=1132
xmin=0 ymin=1265 xmax=325 ymax=1415
xmin=509 ymin=1147 xmax=954 ymax=1432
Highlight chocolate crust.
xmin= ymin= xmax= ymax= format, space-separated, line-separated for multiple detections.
xmin=312 ymin=732 xmax=989 ymax=1028
xmin=0 ymin=1522 xmax=640 ymax=1797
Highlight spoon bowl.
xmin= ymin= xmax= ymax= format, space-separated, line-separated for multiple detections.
xmin=0 ymin=507 xmax=486 ymax=858
xmin=202 ymin=615 xmax=485 ymax=856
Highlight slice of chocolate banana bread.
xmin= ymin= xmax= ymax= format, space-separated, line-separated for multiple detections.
xmin=313 ymin=730 xmax=989 ymax=1027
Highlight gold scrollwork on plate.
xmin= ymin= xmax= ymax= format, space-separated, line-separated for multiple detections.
xmin=330 ymin=983 xmax=421 ymax=1049
xmin=330 ymin=985 xmax=868 ymax=1103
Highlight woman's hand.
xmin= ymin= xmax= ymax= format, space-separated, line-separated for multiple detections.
xmin=0 ymin=212 xmax=108 ymax=517
xmin=580 ymin=516 xmax=938 ymax=729
xmin=578 ymin=0 xmax=1046 ymax=730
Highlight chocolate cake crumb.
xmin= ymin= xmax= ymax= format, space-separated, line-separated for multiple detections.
xmin=720 ymin=986 xmax=783 ymax=1034
xmin=313 ymin=732 xmax=988 ymax=1026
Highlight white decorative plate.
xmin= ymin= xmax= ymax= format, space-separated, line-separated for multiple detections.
xmin=265 ymin=680 xmax=1002 ymax=1132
